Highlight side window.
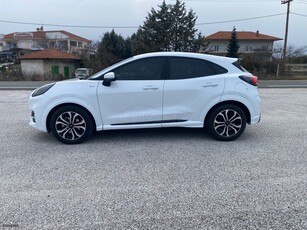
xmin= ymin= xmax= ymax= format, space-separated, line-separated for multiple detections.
xmin=169 ymin=57 xmax=227 ymax=80
xmin=113 ymin=57 xmax=164 ymax=80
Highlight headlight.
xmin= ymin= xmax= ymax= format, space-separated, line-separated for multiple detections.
xmin=32 ymin=83 xmax=55 ymax=97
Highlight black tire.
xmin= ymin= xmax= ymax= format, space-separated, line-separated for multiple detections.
xmin=50 ymin=105 xmax=94 ymax=144
xmin=208 ymin=104 xmax=246 ymax=141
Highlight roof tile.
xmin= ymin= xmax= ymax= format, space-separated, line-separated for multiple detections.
xmin=205 ymin=31 xmax=282 ymax=41
xmin=19 ymin=49 xmax=81 ymax=60
xmin=4 ymin=30 xmax=90 ymax=42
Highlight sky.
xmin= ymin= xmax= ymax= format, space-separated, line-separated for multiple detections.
xmin=1 ymin=0 xmax=307 ymax=49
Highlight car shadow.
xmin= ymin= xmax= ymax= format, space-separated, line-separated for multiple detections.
xmin=90 ymin=127 xmax=211 ymax=142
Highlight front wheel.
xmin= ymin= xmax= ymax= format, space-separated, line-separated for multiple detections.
xmin=50 ymin=105 xmax=94 ymax=144
xmin=208 ymin=104 xmax=246 ymax=141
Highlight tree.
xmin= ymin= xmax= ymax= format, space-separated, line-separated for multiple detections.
xmin=194 ymin=32 xmax=210 ymax=53
xmin=284 ymin=45 xmax=307 ymax=62
xmin=79 ymin=41 xmax=101 ymax=72
xmin=227 ymin=27 xmax=240 ymax=58
xmin=131 ymin=0 xmax=201 ymax=54
xmin=96 ymin=30 xmax=132 ymax=69
xmin=170 ymin=0 xmax=198 ymax=51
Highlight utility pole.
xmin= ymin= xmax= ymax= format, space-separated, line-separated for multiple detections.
xmin=281 ymin=0 xmax=293 ymax=60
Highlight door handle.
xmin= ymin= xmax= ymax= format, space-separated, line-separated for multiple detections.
xmin=143 ymin=86 xmax=159 ymax=90
xmin=202 ymin=82 xmax=218 ymax=88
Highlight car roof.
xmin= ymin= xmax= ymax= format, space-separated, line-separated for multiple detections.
xmin=132 ymin=52 xmax=237 ymax=63
xmin=89 ymin=52 xmax=238 ymax=80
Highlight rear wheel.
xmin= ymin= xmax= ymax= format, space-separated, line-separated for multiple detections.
xmin=208 ymin=104 xmax=246 ymax=141
xmin=50 ymin=105 xmax=93 ymax=144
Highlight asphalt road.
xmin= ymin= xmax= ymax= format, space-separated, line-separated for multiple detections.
xmin=0 ymin=80 xmax=307 ymax=89
xmin=0 ymin=89 xmax=306 ymax=229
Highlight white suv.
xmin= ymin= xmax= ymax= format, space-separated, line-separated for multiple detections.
xmin=28 ymin=52 xmax=261 ymax=144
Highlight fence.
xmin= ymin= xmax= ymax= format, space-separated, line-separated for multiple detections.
xmin=285 ymin=64 xmax=307 ymax=75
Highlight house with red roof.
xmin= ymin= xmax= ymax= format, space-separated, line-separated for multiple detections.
xmin=0 ymin=27 xmax=90 ymax=56
xmin=19 ymin=49 xmax=81 ymax=79
xmin=204 ymin=30 xmax=282 ymax=60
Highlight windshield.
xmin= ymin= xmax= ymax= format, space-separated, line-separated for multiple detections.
xmin=76 ymin=70 xmax=87 ymax=74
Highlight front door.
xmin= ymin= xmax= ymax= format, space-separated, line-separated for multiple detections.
xmin=97 ymin=57 xmax=165 ymax=129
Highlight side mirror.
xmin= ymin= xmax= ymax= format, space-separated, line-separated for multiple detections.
xmin=103 ymin=72 xmax=116 ymax=87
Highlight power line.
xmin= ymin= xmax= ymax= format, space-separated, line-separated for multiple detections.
xmin=291 ymin=12 xmax=307 ymax=17
xmin=196 ymin=13 xmax=285 ymax=25
xmin=294 ymin=0 xmax=307 ymax=4
xmin=180 ymin=0 xmax=281 ymax=2
xmin=0 ymin=19 xmax=138 ymax=29
xmin=0 ymin=13 xmax=286 ymax=29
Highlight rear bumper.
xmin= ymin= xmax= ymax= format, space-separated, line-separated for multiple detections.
xmin=250 ymin=113 xmax=261 ymax=125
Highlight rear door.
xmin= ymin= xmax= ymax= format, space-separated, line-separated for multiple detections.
xmin=162 ymin=57 xmax=226 ymax=127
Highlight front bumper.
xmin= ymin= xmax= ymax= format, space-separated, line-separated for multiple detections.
xmin=28 ymin=93 xmax=50 ymax=132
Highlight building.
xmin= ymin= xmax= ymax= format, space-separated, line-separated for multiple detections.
xmin=0 ymin=51 xmax=15 ymax=62
xmin=204 ymin=31 xmax=282 ymax=60
xmin=0 ymin=27 xmax=91 ymax=62
xmin=19 ymin=49 xmax=81 ymax=79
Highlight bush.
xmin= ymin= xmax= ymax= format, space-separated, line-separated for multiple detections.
xmin=0 ymin=64 xmax=23 ymax=81
xmin=240 ymin=55 xmax=281 ymax=79
xmin=0 ymin=64 xmax=67 ymax=81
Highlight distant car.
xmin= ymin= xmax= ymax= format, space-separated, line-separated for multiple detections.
xmin=0 ymin=62 xmax=14 ymax=68
xmin=75 ymin=68 xmax=92 ymax=79
xmin=28 ymin=52 xmax=261 ymax=144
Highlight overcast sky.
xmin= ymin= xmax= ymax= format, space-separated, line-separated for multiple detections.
xmin=1 ymin=0 xmax=307 ymax=48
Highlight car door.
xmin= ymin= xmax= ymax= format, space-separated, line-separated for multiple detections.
xmin=162 ymin=57 xmax=226 ymax=127
xmin=97 ymin=57 xmax=165 ymax=129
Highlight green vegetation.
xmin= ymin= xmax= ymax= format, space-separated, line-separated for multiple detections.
xmin=1 ymin=0 xmax=306 ymax=80
xmin=226 ymin=27 xmax=240 ymax=58
xmin=81 ymin=0 xmax=206 ymax=72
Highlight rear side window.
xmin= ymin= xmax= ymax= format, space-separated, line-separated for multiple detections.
xmin=169 ymin=57 xmax=227 ymax=80
xmin=232 ymin=61 xmax=247 ymax=72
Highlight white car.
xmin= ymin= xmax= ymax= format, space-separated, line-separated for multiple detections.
xmin=28 ymin=52 xmax=261 ymax=144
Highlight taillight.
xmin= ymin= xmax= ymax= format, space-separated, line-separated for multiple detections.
xmin=239 ymin=75 xmax=258 ymax=86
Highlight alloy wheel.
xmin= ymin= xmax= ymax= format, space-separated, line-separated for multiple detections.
xmin=213 ymin=109 xmax=242 ymax=138
xmin=55 ymin=111 xmax=86 ymax=141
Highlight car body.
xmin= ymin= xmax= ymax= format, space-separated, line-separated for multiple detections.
xmin=28 ymin=52 xmax=261 ymax=144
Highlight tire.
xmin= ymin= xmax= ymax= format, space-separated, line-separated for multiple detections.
xmin=50 ymin=105 xmax=94 ymax=144
xmin=208 ymin=104 xmax=246 ymax=141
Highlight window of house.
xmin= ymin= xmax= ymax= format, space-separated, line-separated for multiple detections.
xmin=262 ymin=46 xmax=269 ymax=51
xmin=214 ymin=45 xmax=219 ymax=51
xmin=70 ymin=41 xmax=77 ymax=47
xmin=246 ymin=46 xmax=253 ymax=52
xmin=78 ymin=42 xmax=83 ymax=47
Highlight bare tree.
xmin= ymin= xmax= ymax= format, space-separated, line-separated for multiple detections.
xmin=286 ymin=45 xmax=307 ymax=62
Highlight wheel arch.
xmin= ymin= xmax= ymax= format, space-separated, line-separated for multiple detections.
xmin=46 ymin=103 xmax=97 ymax=132
xmin=204 ymin=100 xmax=251 ymax=126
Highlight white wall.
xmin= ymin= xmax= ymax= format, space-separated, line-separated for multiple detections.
xmin=46 ymin=32 xmax=68 ymax=40
xmin=207 ymin=40 xmax=275 ymax=54
xmin=21 ymin=60 xmax=44 ymax=76
xmin=44 ymin=60 xmax=76 ymax=78
xmin=21 ymin=59 xmax=76 ymax=79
